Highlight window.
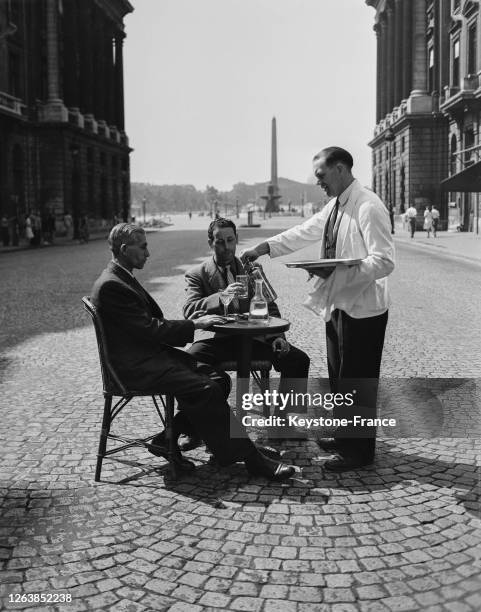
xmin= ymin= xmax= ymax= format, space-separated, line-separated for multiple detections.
xmin=468 ymin=23 xmax=477 ymax=75
xmin=453 ymin=0 xmax=461 ymax=11
xmin=450 ymin=134 xmax=457 ymax=175
xmin=428 ymin=47 xmax=435 ymax=93
xmin=401 ymin=136 xmax=406 ymax=153
xmin=452 ymin=39 xmax=460 ymax=87
xmin=464 ymin=130 xmax=475 ymax=166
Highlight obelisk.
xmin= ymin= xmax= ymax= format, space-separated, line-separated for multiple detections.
xmin=262 ymin=116 xmax=281 ymax=213
xmin=271 ymin=116 xmax=278 ymax=190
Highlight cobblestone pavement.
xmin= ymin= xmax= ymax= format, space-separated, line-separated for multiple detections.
xmin=1 ymin=217 xmax=480 ymax=611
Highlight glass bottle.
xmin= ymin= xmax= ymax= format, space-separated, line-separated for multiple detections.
xmin=244 ymin=260 xmax=277 ymax=303
xmin=249 ymin=279 xmax=269 ymax=323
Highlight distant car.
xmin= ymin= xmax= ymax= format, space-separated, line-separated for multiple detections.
xmin=198 ymin=212 xmax=205 ymax=216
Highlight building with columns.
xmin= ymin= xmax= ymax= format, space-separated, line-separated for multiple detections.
xmin=366 ymin=0 xmax=481 ymax=233
xmin=0 ymin=0 xmax=133 ymax=239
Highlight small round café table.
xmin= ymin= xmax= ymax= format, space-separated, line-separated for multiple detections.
xmin=212 ymin=316 xmax=290 ymax=407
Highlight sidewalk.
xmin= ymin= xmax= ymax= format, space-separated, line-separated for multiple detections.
xmin=393 ymin=221 xmax=481 ymax=264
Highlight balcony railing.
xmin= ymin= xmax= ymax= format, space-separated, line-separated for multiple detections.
xmin=0 ymin=91 xmax=26 ymax=117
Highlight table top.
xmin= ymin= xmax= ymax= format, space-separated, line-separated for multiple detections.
xmin=212 ymin=316 xmax=290 ymax=336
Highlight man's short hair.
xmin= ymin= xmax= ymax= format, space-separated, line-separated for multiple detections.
xmin=108 ymin=223 xmax=145 ymax=256
xmin=207 ymin=217 xmax=237 ymax=242
xmin=314 ymin=147 xmax=354 ymax=170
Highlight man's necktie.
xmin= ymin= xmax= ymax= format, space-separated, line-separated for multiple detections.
xmin=225 ymin=265 xmax=239 ymax=311
xmin=325 ymin=198 xmax=340 ymax=258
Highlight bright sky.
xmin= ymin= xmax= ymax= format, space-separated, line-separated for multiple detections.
xmin=124 ymin=0 xmax=377 ymax=191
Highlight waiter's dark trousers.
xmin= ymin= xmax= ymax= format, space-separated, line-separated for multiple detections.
xmin=325 ymin=308 xmax=388 ymax=463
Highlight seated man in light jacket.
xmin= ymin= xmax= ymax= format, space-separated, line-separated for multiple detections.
xmin=182 ymin=217 xmax=310 ymax=445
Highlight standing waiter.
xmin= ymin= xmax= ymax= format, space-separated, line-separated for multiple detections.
xmin=241 ymin=146 xmax=395 ymax=471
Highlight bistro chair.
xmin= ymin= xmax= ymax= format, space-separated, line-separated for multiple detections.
xmin=82 ymin=296 xmax=178 ymax=481
xmin=218 ymin=359 xmax=272 ymax=417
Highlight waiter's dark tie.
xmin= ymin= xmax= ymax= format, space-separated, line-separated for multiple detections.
xmin=325 ymin=198 xmax=340 ymax=258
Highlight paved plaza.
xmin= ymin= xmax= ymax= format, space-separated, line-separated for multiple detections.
xmin=1 ymin=215 xmax=480 ymax=611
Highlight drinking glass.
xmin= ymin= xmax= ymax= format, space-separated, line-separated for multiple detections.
xmin=235 ymin=275 xmax=249 ymax=299
xmin=219 ymin=291 xmax=234 ymax=316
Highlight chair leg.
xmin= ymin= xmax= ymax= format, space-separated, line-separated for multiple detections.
xmin=164 ymin=394 xmax=178 ymax=479
xmin=95 ymin=395 xmax=112 ymax=482
xmin=261 ymin=369 xmax=271 ymax=417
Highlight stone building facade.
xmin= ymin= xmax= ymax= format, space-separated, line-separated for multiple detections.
xmin=0 ymin=0 xmax=133 ymax=238
xmin=366 ymin=0 xmax=481 ymax=232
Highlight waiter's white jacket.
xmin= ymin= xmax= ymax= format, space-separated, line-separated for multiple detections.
xmin=267 ymin=179 xmax=395 ymax=321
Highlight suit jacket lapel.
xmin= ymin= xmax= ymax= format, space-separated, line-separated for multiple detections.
xmin=206 ymin=256 xmax=227 ymax=291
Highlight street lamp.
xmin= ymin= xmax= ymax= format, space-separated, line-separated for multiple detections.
xmin=142 ymin=197 xmax=147 ymax=224
xmin=384 ymin=127 xmax=395 ymax=210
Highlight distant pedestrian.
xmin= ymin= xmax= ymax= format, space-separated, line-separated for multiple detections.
xmin=9 ymin=216 xmax=20 ymax=246
xmin=79 ymin=213 xmax=89 ymax=244
xmin=64 ymin=211 xmax=73 ymax=238
xmin=188 ymin=211 xmax=192 ymax=220
xmin=48 ymin=211 xmax=56 ymax=244
xmin=1 ymin=215 xmax=10 ymax=247
xmin=406 ymin=204 xmax=417 ymax=238
xmin=431 ymin=205 xmax=440 ymax=237
xmin=423 ymin=206 xmax=433 ymax=238
xmin=25 ymin=214 xmax=35 ymax=246
xmin=32 ymin=211 xmax=42 ymax=246
xmin=41 ymin=211 xmax=51 ymax=245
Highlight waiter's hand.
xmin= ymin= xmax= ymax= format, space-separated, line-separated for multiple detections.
xmin=309 ymin=266 xmax=335 ymax=279
xmin=240 ymin=247 xmax=260 ymax=264
xmin=193 ymin=315 xmax=226 ymax=329
xmin=272 ymin=338 xmax=290 ymax=357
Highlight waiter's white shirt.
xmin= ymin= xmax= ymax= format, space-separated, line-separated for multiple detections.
xmin=267 ymin=179 xmax=395 ymax=321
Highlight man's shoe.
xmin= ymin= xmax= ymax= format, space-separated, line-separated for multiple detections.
xmin=323 ymin=455 xmax=373 ymax=473
xmin=245 ymin=452 xmax=295 ymax=481
xmin=147 ymin=433 xmax=196 ymax=472
xmin=317 ymin=437 xmax=341 ymax=453
xmin=178 ymin=434 xmax=203 ymax=452
xmin=257 ymin=445 xmax=281 ymax=460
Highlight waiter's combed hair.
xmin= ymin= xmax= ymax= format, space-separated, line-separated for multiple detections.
xmin=314 ymin=147 xmax=353 ymax=170
xmin=108 ymin=223 xmax=145 ymax=256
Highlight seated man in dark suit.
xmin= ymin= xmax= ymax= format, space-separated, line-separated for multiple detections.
xmin=182 ymin=218 xmax=310 ymax=445
xmin=90 ymin=223 xmax=295 ymax=480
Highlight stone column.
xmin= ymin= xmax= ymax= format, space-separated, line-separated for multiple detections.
xmin=408 ymin=0 xmax=432 ymax=113
xmin=374 ymin=23 xmax=382 ymax=122
xmin=394 ymin=0 xmax=403 ymax=106
xmin=63 ymin=0 xmax=79 ymax=108
xmin=40 ymin=0 xmax=68 ymax=121
xmin=411 ymin=0 xmax=428 ymax=94
xmin=79 ymin=2 xmax=93 ymax=114
xmin=115 ymin=33 xmax=125 ymax=130
xmin=402 ymin=0 xmax=412 ymax=99
xmin=380 ymin=17 xmax=388 ymax=118
xmin=386 ymin=2 xmax=395 ymax=112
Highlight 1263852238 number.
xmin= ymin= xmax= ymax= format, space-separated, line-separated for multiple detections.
xmin=8 ymin=593 xmax=72 ymax=603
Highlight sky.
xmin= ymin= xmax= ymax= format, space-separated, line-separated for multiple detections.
xmin=123 ymin=0 xmax=377 ymax=191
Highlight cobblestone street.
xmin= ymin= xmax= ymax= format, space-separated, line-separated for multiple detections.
xmin=1 ymin=216 xmax=480 ymax=611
